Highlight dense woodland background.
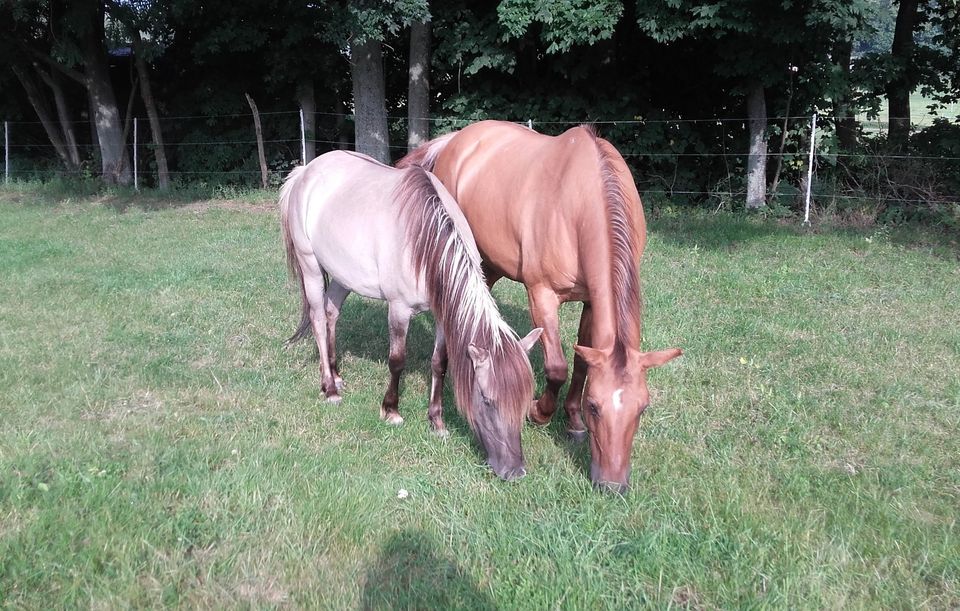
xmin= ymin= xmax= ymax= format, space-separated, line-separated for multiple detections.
xmin=1 ymin=0 xmax=959 ymax=225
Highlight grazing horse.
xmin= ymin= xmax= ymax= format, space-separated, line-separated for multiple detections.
xmin=399 ymin=121 xmax=682 ymax=493
xmin=280 ymin=150 xmax=541 ymax=480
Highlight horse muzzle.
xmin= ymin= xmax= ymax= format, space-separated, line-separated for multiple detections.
xmin=591 ymin=462 xmax=630 ymax=495
xmin=491 ymin=461 xmax=527 ymax=481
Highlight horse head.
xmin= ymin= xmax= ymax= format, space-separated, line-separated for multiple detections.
xmin=466 ymin=328 xmax=542 ymax=480
xmin=573 ymin=344 xmax=682 ymax=494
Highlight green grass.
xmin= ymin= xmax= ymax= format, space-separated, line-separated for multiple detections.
xmin=1 ymin=184 xmax=958 ymax=608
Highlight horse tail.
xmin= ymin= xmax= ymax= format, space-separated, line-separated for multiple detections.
xmin=395 ymin=131 xmax=457 ymax=172
xmin=279 ymin=164 xmax=313 ymax=345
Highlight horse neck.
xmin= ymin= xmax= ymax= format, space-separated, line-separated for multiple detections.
xmin=397 ymin=166 xmax=517 ymax=356
xmin=580 ymin=217 xmax=642 ymax=354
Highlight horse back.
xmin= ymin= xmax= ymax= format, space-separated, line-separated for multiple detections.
xmin=433 ymin=121 xmax=641 ymax=294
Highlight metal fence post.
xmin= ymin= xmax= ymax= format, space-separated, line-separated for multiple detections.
xmin=803 ymin=113 xmax=817 ymax=226
xmin=300 ymin=108 xmax=306 ymax=165
xmin=133 ymin=117 xmax=139 ymax=191
xmin=4 ymin=121 xmax=8 ymax=185
xmin=527 ymin=119 xmax=533 ymax=130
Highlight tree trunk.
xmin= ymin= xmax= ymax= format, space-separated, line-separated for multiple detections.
xmin=745 ymin=84 xmax=768 ymax=210
xmin=888 ymin=0 xmax=920 ymax=148
xmin=81 ymin=3 xmax=131 ymax=185
xmin=769 ymin=75 xmax=794 ymax=197
xmin=336 ymin=87 xmax=351 ymax=150
xmin=297 ymin=77 xmax=316 ymax=163
xmin=118 ymin=75 xmax=138 ymax=177
xmin=131 ymin=29 xmax=170 ymax=190
xmin=245 ymin=93 xmax=269 ymax=189
xmin=11 ymin=65 xmax=74 ymax=170
xmin=351 ymin=37 xmax=390 ymax=163
xmin=833 ymin=39 xmax=858 ymax=150
xmin=407 ymin=19 xmax=431 ymax=151
xmin=36 ymin=68 xmax=81 ymax=168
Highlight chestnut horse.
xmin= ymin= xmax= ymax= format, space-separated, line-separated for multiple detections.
xmin=399 ymin=121 xmax=682 ymax=493
xmin=280 ymin=150 xmax=541 ymax=479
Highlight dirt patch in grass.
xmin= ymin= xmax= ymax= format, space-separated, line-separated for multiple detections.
xmin=235 ymin=576 xmax=290 ymax=605
xmin=671 ymin=584 xmax=705 ymax=610
xmin=179 ymin=199 xmax=276 ymax=214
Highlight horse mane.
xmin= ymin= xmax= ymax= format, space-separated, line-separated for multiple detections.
xmin=582 ymin=125 xmax=643 ymax=369
xmin=395 ymin=132 xmax=457 ymax=172
xmin=394 ymin=166 xmax=531 ymax=432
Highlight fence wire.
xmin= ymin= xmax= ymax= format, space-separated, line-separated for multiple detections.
xmin=3 ymin=110 xmax=959 ymax=214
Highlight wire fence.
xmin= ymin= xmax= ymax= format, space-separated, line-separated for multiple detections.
xmin=3 ymin=108 xmax=960 ymax=221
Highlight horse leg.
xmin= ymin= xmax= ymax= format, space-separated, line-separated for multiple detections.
xmin=564 ymin=302 xmax=592 ymax=442
xmin=324 ymin=280 xmax=350 ymax=391
xmin=299 ymin=257 xmax=341 ymax=403
xmin=427 ymin=327 xmax=449 ymax=436
xmin=381 ymin=303 xmax=412 ymax=426
xmin=527 ymin=287 xmax=566 ymax=425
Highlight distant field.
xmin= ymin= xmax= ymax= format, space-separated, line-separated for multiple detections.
xmin=857 ymin=91 xmax=960 ymax=127
xmin=1 ymin=185 xmax=957 ymax=608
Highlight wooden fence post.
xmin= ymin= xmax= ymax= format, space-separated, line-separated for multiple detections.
xmin=245 ymin=93 xmax=268 ymax=189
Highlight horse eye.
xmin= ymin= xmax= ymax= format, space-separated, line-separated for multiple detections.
xmin=587 ymin=401 xmax=600 ymax=417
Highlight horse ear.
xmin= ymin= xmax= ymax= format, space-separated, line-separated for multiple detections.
xmin=573 ymin=344 xmax=606 ymax=367
xmin=467 ymin=343 xmax=490 ymax=369
xmin=519 ymin=328 xmax=543 ymax=353
xmin=639 ymin=348 xmax=683 ymax=369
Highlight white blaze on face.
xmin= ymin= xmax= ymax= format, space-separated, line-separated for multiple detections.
xmin=612 ymin=388 xmax=624 ymax=411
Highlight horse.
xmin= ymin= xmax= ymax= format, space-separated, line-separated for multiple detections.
xmin=399 ymin=121 xmax=682 ymax=493
xmin=279 ymin=150 xmax=542 ymax=480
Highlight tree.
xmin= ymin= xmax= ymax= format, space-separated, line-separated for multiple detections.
xmin=8 ymin=1 xmax=132 ymax=184
xmin=107 ymin=0 xmax=172 ymax=189
xmin=407 ymin=16 xmax=431 ymax=150
xmin=9 ymin=62 xmax=82 ymax=171
xmin=887 ymin=0 xmax=922 ymax=147
xmin=351 ymin=36 xmax=391 ymax=163
xmin=1 ymin=3 xmax=81 ymax=172
xmin=633 ymin=0 xmax=872 ymax=208
xmin=329 ymin=0 xmax=429 ymax=163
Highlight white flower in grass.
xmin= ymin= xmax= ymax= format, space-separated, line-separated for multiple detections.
xmin=397 ymin=488 xmax=409 ymax=499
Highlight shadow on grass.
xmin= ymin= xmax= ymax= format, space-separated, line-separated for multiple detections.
xmin=648 ymin=209 xmax=799 ymax=250
xmin=285 ymin=276 xmax=595 ymax=480
xmin=650 ymin=208 xmax=960 ymax=260
xmin=362 ymin=530 xmax=496 ymax=610
xmin=291 ymin=294 xmax=538 ymax=463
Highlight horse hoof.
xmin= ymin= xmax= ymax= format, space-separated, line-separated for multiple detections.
xmin=334 ymin=378 xmax=345 ymax=391
xmin=567 ymin=429 xmax=588 ymax=443
xmin=432 ymin=427 xmax=449 ymax=439
xmin=528 ymin=403 xmax=552 ymax=426
xmin=326 ymin=394 xmax=342 ymax=404
xmin=384 ymin=413 xmax=404 ymax=426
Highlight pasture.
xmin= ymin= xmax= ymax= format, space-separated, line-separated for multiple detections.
xmin=0 ymin=184 xmax=957 ymax=608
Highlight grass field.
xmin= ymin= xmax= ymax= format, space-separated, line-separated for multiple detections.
xmin=1 ymin=184 xmax=958 ymax=608
xmin=857 ymin=91 xmax=960 ymax=128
